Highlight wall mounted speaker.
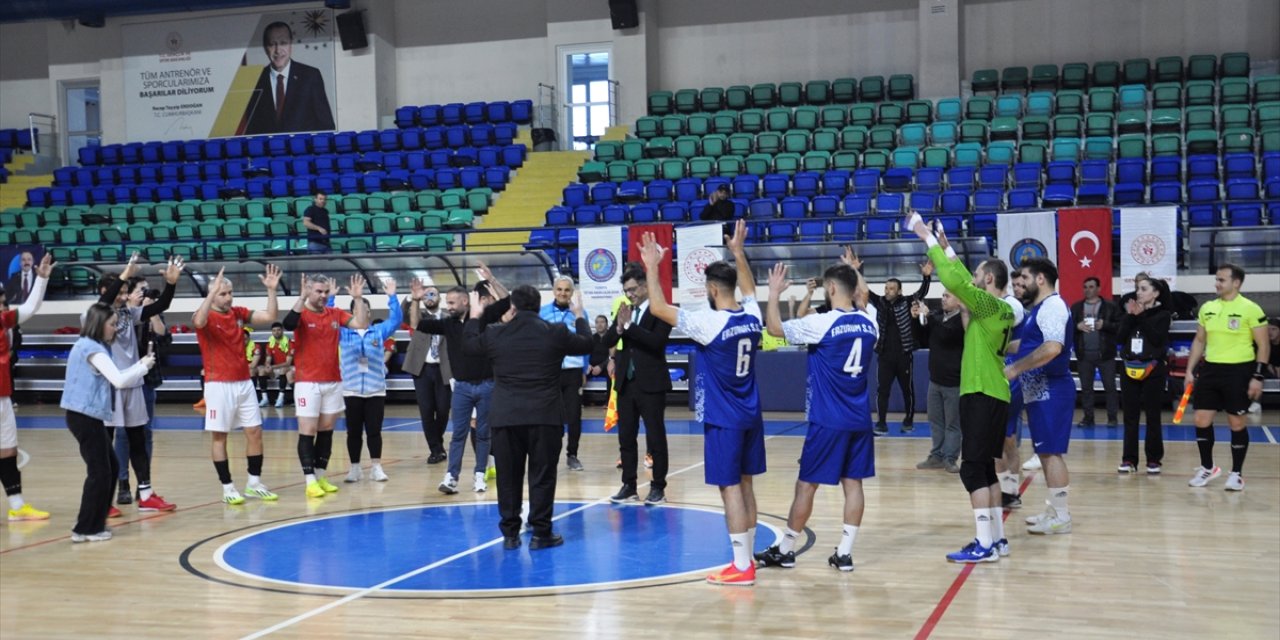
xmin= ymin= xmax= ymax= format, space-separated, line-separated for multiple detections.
xmin=608 ymin=0 xmax=639 ymax=30
xmin=336 ymin=10 xmax=368 ymax=51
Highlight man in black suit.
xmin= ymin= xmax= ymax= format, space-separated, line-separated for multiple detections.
xmin=463 ymin=285 xmax=594 ymax=550
xmin=1070 ymin=276 xmax=1120 ymax=427
xmin=597 ymin=266 xmax=673 ymax=505
xmin=242 ymin=21 xmax=336 ymax=135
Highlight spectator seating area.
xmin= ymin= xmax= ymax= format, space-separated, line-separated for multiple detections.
xmin=646 ymin=75 xmax=917 ymax=114
xmin=0 ymin=128 xmax=38 ymax=183
xmin=969 ymin=53 xmax=1254 ymax=95
xmin=393 ymin=99 xmax=533 ymax=128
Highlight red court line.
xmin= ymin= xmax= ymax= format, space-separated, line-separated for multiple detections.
xmin=913 ymin=472 xmax=1038 ymax=640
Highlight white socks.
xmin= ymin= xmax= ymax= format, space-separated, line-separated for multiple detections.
xmin=974 ymin=509 xmax=994 ymax=548
xmin=779 ymin=527 xmax=800 ymax=554
xmin=837 ymin=524 xmax=859 ymax=557
xmin=305 ymin=473 xmax=317 ymax=485
xmin=222 ymin=483 xmax=237 ymax=494
xmin=248 ymin=474 xmax=262 ymax=488
xmin=1048 ymin=486 xmax=1071 ymax=519
xmin=139 ymin=486 xmax=154 ymax=501
xmin=8 ymin=494 xmax=25 ymax=511
xmin=988 ymin=507 xmax=1005 ymax=543
xmin=999 ymin=471 xmax=1020 ymax=495
xmin=729 ymin=532 xmax=751 ymax=570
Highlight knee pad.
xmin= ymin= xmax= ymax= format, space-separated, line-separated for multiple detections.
xmin=960 ymin=461 xmax=989 ymax=493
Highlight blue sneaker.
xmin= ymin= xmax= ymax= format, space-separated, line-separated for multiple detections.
xmin=946 ymin=539 xmax=998 ymax=563
xmin=995 ymin=538 xmax=1010 ymax=557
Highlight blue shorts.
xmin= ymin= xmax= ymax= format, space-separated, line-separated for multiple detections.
xmin=704 ymin=422 xmax=766 ymax=486
xmin=799 ymin=424 xmax=875 ymax=485
xmin=1025 ymin=378 xmax=1075 ymax=455
xmin=1006 ymin=383 xmax=1023 ymax=438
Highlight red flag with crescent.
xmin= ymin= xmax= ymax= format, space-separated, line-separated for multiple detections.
xmin=627 ymin=224 xmax=674 ymax=301
xmin=1056 ymin=208 xmax=1112 ymax=306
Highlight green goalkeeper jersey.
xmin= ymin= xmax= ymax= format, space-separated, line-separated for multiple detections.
xmin=926 ymin=246 xmax=1015 ymax=401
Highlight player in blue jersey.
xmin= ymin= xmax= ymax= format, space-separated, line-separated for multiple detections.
xmin=998 ymin=264 xmax=1029 ymax=510
xmin=639 ymin=220 xmax=764 ymax=587
xmin=755 ymin=260 xmax=877 ymax=572
xmin=1005 ymin=257 xmax=1076 ymax=535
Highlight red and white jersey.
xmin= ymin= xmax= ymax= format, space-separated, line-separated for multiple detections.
xmin=294 ymin=306 xmax=352 ymax=383
xmin=196 ymin=306 xmax=253 ymax=382
xmin=0 ymin=310 xmax=16 ymax=397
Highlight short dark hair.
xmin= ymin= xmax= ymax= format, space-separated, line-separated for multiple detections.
xmin=81 ymin=303 xmax=115 ymax=344
xmin=1218 ymin=263 xmax=1245 ymax=285
xmin=704 ymin=261 xmax=737 ymax=291
xmin=262 ymin=21 xmax=293 ymax=49
xmin=595 ymin=314 xmax=608 ymax=323
xmin=823 ymin=264 xmax=859 ymax=295
xmin=886 ymin=278 xmax=902 ymax=288
xmin=447 ymin=286 xmax=468 ymax=297
xmin=98 ymin=273 xmax=121 ymax=294
xmin=620 ymin=267 xmax=646 ymax=285
xmin=127 ymin=276 xmax=147 ymax=294
xmin=271 ymin=322 xmax=284 ymax=329
xmin=509 ymin=285 xmax=541 ymax=312
xmin=474 ymin=281 xmax=493 ymax=298
xmin=349 ymin=297 xmax=372 ymax=314
xmin=1084 ymin=276 xmax=1100 ymax=287
xmin=1019 ymin=256 xmax=1058 ymax=287
xmin=979 ymin=258 xmax=1010 ymax=290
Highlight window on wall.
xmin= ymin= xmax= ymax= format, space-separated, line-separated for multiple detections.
xmin=64 ymin=84 xmax=101 ymax=164
xmin=567 ymin=51 xmax=613 ymax=150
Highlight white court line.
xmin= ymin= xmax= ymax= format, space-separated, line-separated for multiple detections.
xmin=240 ymin=423 xmax=804 ymax=639
xmin=378 ymin=419 xmax=423 ymax=431
xmin=1262 ymin=426 xmax=1277 ymax=445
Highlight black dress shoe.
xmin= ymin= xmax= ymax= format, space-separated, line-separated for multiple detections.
xmin=503 ymin=536 xmax=521 ymax=550
xmin=610 ymin=484 xmax=638 ymax=503
xmin=117 ymin=481 xmax=132 ymax=505
xmin=528 ymin=533 xmax=564 ymax=550
xmin=427 ymin=452 xmax=446 ymax=464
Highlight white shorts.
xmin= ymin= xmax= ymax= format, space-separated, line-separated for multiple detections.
xmin=0 ymin=397 xmax=17 ymax=449
xmin=294 ymin=381 xmax=344 ymax=418
xmin=204 ymin=380 xmax=263 ymax=433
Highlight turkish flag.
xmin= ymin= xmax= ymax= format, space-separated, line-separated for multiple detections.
xmin=627 ymin=223 xmax=674 ymax=301
xmin=1056 ymin=207 xmax=1112 ymax=306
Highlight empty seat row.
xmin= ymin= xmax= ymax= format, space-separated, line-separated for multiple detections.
xmin=393 ymin=99 xmax=533 ymax=128
xmin=971 ymin=53 xmax=1252 ymax=94
xmin=648 ymin=75 xmax=915 ymax=115
xmin=0 ymin=128 xmax=36 ymax=150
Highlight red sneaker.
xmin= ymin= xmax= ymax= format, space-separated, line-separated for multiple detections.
xmin=108 ymin=506 xmax=123 ymax=518
xmin=706 ymin=562 xmax=756 ymax=586
xmin=137 ymin=494 xmax=177 ymax=512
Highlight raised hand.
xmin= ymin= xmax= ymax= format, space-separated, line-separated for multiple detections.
xmin=1125 ymin=298 xmax=1142 ymax=315
xmin=410 ymin=277 xmax=425 ymax=301
xmin=933 ymin=220 xmax=951 ymax=253
xmin=161 ymin=256 xmax=185 ymax=285
xmin=476 ymin=261 xmax=495 ymax=283
xmin=616 ymin=302 xmax=632 ymax=331
xmin=805 ymin=278 xmax=818 ymax=294
xmin=259 ymin=263 xmax=282 ymax=290
xmin=468 ymin=290 xmax=485 ymax=320
xmin=383 ymin=277 xmax=397 ymax=296
xmin=211 ymin=266 xmax=227 ymax=292
xmin=347 ymin=274 xmax=366 ymax=299
xmin=921 ymin=259 xmax=935 ymax=277
xmin=841 ymin=246 xmax=863 ymax=271
xmin=570 ymin=290 xmax=584 ymax=318
xmin=725 ymin=219 xmax=747 ymax=254
xmin=640 ymin=232 xmax=666 ymax=270
xmin=120 ymin=252 xmax=142 ymax=280
xmin=905 ymin=209 xmax=931 ymax=240
xmin=35 ymin=252 xmax=56 ymax=278
xmin=767 ymin=262 xmax=790 ymax=297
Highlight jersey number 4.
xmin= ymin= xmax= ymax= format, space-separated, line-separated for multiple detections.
xmin=842 ymin=338 xmax=865 ymax=377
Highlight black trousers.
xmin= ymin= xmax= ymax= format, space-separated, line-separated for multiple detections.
xmin=413 ymin=364 xmax=451 ymax=456
xmin=1077 ymin=355 xmax=1119 ymax=422
xmin=617 ymin=383 xmax=668 ymax=489
xmin=877 ymin=349 xmax=915 ymax=426
xmin=558 ymin=369 xmax=584 ymax=457
xmin=1121 ymin=364 xmax=1167 ymax=465
xmin=67 ymin=411 xmax=118 ymax=535
xmin=344 ymin=395 xmax=386 ymax=463
xmin=110 ymin=425 xmax=150 ymax=485
xmin=491 ymin=425 xmax=561 ymax=539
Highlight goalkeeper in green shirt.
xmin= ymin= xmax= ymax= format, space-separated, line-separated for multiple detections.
xmin=905 ymin=211 xmax=1017 ymax=564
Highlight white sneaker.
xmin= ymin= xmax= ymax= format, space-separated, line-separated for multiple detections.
xmin=1188 ymin=465 xmax=1221 ymax=488
xmin=995 ymin=538 xmax=1010 ymax=557
xmin=274 ymin=395 xmax=284 ymax=408
xmin=1247 ymin=401 xmax=1261 ymax=414
xmin=1025 ymin=502 xmax=1055 ymax=526
xmin=1022 ymin=454 xmax=1042 ymax=471
xmin=344 ymin=466 xmax=363 ymax=483
xmin=258 ymin=394 xmax=269 ymax=407
xmin=1027 ymin=514 xmax=1072 ymax=535
xmin=438 ymin=473 xmax=458 ymax=494
xmin=473 ymin=472 xmax=487 ymax=493
xmin=1224 ymin=472 xmax=1245 ymax=492
xmin=71 ymin=529 xmax=113 ymax=543
xmin=370 ymin=465 xmax=389 ymax=482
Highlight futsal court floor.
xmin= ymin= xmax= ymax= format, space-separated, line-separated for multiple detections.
xmin=1 ymin=401 xmax=1277 ymax=639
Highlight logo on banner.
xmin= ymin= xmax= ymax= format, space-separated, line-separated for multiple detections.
xmin=681 ymin=247 xmax=718 ymax=286
xmin=165 ymin=32 xmax=183 ymax=53
xmin=1069 ymin=230 xmax=1100 ymax=268
xmin=1129 ymin=234 xmax=1166 ymax=266
xmin=584 ymin=248 xmax=619 ymax=283
xmin=1008 ymin=238 xmax=1049 ymax=267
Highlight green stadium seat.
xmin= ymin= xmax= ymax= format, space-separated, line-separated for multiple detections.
xmin=986 ymin=141 xmax=1016 ymax=166
xmin=744 ymin=154 xmax=772 ymax=176
xmin=953 ymin=143 xmax=983 ymax=167
xmin=687 ymin=113 xmax=712 ymax=137
xmin=861 ymin=149 xmax=889 ymax=171
xmin=1083 ymin=136 xmax=1113 ymax=160
xmin=1256 ymin=102 xmax=1280 ymax=131
xmin=621 ymin=139 xmax=645 ymax=161
xmin=1092 ymin=60 xmax=1120 ymax=88
xmin=1262 ymin=129 xmax=1280 ymax=153
xmin=805 ymin=80 xmax=830 ymax=105
xmin=701 ymin=134 xmax=727 ymax=158
xmin=965 ymin=96 xmax=993 ymax=121
xmin=1184 ymin=106 xmax=1216 ymax=132
xmin=1222 ymin=127 xmax=1254 ymax=154
xmin=467 ymin=189 xmax=492 ymax=214
xmin=1220 ymin=52 xmax=1249 ymax=78
xmin=1085 ymin=113 xmax=1115 ymax=137
xmin=1185 ymin=80 xmax=1215 ymax=107
xmin=922 ymin=146 xmax=950 ymax=169
xmin=839 ymin=126 xmax=869 ymax=152
xmin=783 ymin=129 xmax=810 ymax=153
xmin=1088 ymin=87 xmax=1117 ymax=113
xmin=1056 ymin=90 xmax=1084 ymax=116
xmin=935 ymin=98 xmax=962 ymax=122
xmin=1152 ymin=83 xmax=1182 ymax=109
xmin=606 ymin=160 xmax=632 ymax=183
xmin=672 ymin=135 xmax=699 ymax=159
xmin=1219 ymin=78 xmax=1250 ymax=105
xmin=793 ymin=106 xmax=819 ymax=130
xmin=445 ymin=208 xmax=475 ymax=228
xmin=1021 ymin=116 xmax=1050 ymax=140
xmin=958 ymin=120 xmax=988 ymax=144
xmin=888 ymin=74 xmax=914 ymax=100
xmin=1154 ymin=56 xmax=1183 ymax=83
xmin=1018 ymin=141 xmax=1048 ymax=165
xmin=891 ymin=147 xmax=919 ymax=169
xmin=634 ymin=116 xmax=660 ymax=139
xmin=727 ymin=132 xmax=754 ymax=156
xmin=990 ymin=116 xmax=1019 ymax=141
xmin=751 ymin=83 xmax=777 ymax=108
xmin=648 ymin=91 xmax=673 ymax=116
xmin=1001 ymin=67 xmax=1029 ymax=93
xmin=868 ymin=125 xmax=897 ymax=149
xmin=1052 ymin=137 xmax=1081 ymax=162
xmin=860 ymin=76 xmax=885 ymax=102
xmin=774 ymin=152 xmax=801 ymax=176
xmin=725 ymin=85 xmax=751 ymax=110
xmin=1187 ymin=54 xmax=1217 ymax=81
xmin=802 ymin=151 xmax=831 ymax=172
xmin=1122 ymin=58 xmax=1150 ymax=86
xmin=661 ymin=158 xmax=688 ymax=181
xmin=905 ymin=100 xmax=932 ymax=124
xmin=716 ymin=155 xmax=743 ymax=177
xmin=820 ymin=105 xmax=848 ymax=129
xmin=778 ymin=82 xmax=803 ymax=107
xmin=1185 ymin=129 xmax=1219 ymax=155
xmin=755 ymin=131 xmax=782 ymax=154
xmin=1117 ymin=109 xmax=1147 ymax=134
xmin=594 ymin=141 xmax=621 ymax=162
xmin=831 ymin=78 xmax=858 ymax=104
xmin=633 ymin=159 xmax=659 ymax=182
xmin=1117 ymin=134 xmax=1147 ymax=159
xmin=739 ymin=109 xmax=765 ymax=133
xmin=660 ymin=115 xmax=685 ymax=137
xmin=1031 ymin=64 xmax=1059 ymax=91
xmin=929 ymin=121 xmax=957 ymax=145
xmin=674 ymin=89 xmax=699 ymax=114
xmin=1061 ymin=63 xmax=1089 ymax=90
xmin=812 ymin=128 xmax=838 ymax=152
xmin=899 ymin=123 xmax=927 ymax=148
xmin=366 ymin=195 xmax=389 ymax=214
xmin=1150 ymin=107 xmax=1182 ymax=133
xmin=1221 ymin=105 xmax=1252 ymax=131
xmin=849 ymin=104 xmax=875 ymax=128
xmin=878 ymin=102 xmax=905 ymax=128
xmin=1150 ymin=133 xmax=1182 ymax=157
xmin=1255 ymin=76 xmax=1280 ymax=103
xmin=700 ymin=87 xmax=724 ymax=112
xmin=971 ymin=69 xmax=998 ymax=94
xmin=712 ymin=110 xmax=738 ymax=134
xmin=766 ymin=107 xmax=792 ymax=132
xmin=832 ymin=150 xmax=860 ymax=171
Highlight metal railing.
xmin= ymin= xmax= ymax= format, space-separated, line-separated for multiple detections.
xmin=28 ymin=112 xmax=57 ymax=159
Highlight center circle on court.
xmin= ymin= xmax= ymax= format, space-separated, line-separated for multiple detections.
xmin=214 ymin=502 xmax=780 ymax=593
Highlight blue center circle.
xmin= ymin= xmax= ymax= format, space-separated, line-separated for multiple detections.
xmin=215 ymin=502 xmax=780 ymax=593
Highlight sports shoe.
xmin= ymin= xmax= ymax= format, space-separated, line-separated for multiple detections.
xmin=274 ymin=395 xmax=284 ymax=408
xmin=566 ymin=455 xmax=584 ymax=471
xmin=643 ymin=488 xmax=666 ymax=505
xmin=1025 ymin=503 xmax=1055 ymax=526
xmin=244 ymin=484 xmax=278 ymax=501
xmin=1117 ymin=461 xmax=1137 ymax=473
xmin=872 ymin=423 xmax=888 ymax=437
xmin=137 ymin=494 xmax=176 ymax=512
xmin=316 ymin=476 xmax=340 ymax=493
xmin=1224 ymin=472 xmax=1245 ymax=492
xmin=258 ymin=394 xmax=268 ymax=408
xmin=473 ymin=472 xmax=487 ymax=493
xmin=427 ymin=452 xmax=446 ymax=464
xmin=1001 ymin=492 xmax=1022 ymax=510
xmin=944 ymin=460 xmax=960 ymax=473
xmin=754 ymin=545 xmax=796 ymax=568
xmin=946 ymin=539 xmax=998 ymax=563
xmin=1022 ymin=454 xmax=1042 ymax=471
xmin=615 ymin=458 xmax=622 ymax=469
xmin=827 ymin=550 xmax=854 ymax=572
xmin=71 ymin=530 xmax=113 ymax=543
xmin=192 ymin=398 xmax=206 ymax=412
xmin=1027 ymin=514 xmax=1072 ymax=535
xmin=485 ymin=465 xmax=496 ymax=482
xmin=609 ymin=484 xmax=638 ymax=503
xmin=117 ymin=481 xmax=132 ymax=505
xmin=916 ymin=456 xmax=945 ymax=470
xmin=438 ymin=473 xmax=458 ymax=495
xmin=706 ymin=562 xmax=756 ymax=586
xmin=8 ymin=503 xmax=50 ymax=521
xmin=644 ymin=453 xmax=654 ymax=469
xmin=305 ymin=481 xmax=327 ymax=499
xmin=1076 ymin=419 xmax=1095 ymax=429
xmin=369 ymin=465 xmax=389 ymax=482
xmin=1146 ymin=462 xmax=1162 ymax=475
xmin=901 ymin=423 xmax=914 ymax=434
xmin=994 ymin=538 xmax=1010 ymax=557
xmin=345 ymin=466 xmax=363 ymax=483
xmin=108 ymin=506 xmax=123 ymax=518
xmin=222 ymin=489 xmax=245 ymax=505
xmin=1188 ymin=465 xmax=1221 ymax=488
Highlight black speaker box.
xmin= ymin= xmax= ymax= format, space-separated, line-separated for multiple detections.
xmin=608 ymin=0 xmax=639 ymax=30
xmin=336 ymin=10 xmax=368 ymax=51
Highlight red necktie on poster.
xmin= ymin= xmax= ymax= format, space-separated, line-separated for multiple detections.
xmin=1056 ymin=207 xmax=1113 ymax=306
xmin=627 ymin=223 xmax=674 ymax=302
xmin=275 ymin=74 xmax=285 ymax=119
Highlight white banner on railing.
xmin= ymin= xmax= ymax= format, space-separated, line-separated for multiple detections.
xmin=676 ymin=223 xmax=726 ymax=312
xmin=996 ymin=210 xmax=1058 ymax=268
xmin=1120 ymin=206 xmax=1178 ymax=289
xmin=577 ymin=225 xmax=625 ymax=323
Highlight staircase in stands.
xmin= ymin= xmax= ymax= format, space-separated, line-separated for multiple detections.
xmin=0 ymin=154 xmax=50 ymax=210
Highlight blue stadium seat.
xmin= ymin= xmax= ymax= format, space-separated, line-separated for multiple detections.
xmin=574 ymin=205 xmax=601 ymax=226
xmin=940 ymin=190 xmax=970 ymax=213
xmin=947 ymin=167 xmax=976 ymax=193
xmin=1079 ymin=160 xmax=1109 ymax=185
xmin=442 ymin=103 xmax=465 ymax=126
xmin=852 ymin=169 xmax=880 ymax=195
xmin=545 ymin=206 xmax=571 ymax=226
xmin=464 ymin=102 xmax=487 ymax=125
xmin=471 ymin=124 xmax=495 ymax=147
xmin=395 ymin=106 xmax=418 ymax=128
xmin=977 ymin=165 xmax=1008 ymax=190
xmin=973 ymin=189 xmax=1003 ymax=212
xmin=1112 ymin=182 xmax=1145 ymax=205
xmin=660 ymin=201 xmax=689 ymax=222
xmin=864 ymin=217 xmax=895 ymax=239
xmin=733 ymin=174 xmax=759 ymax=199
xmin=831 ymin=218 xmax=860 ymax=241
xmin=876 ymin=193 xmax=904 ymax=215
xmin=1046 ymin=161 xmax=1077 ymax=185
xmin=486 ymin=101 xmax=511 ymax=123
xmin=882 ymin=167 xmax=913 ymax=192
xmin=419 ymin=105 xmax=441 ymax=127
xmin=511 ymin=100 xmax=533 ymax=124
xmin=1149 ymin=181 xmax=1182 ymax=203
xmin=910 ymin=192 xmax=938 ymax=213
xmin=674 ymin=178 xmax=702 ymax=202
xmin=780 ymin=197 xmax=808 ymax=218
xmin=586 ymin=182 xmax=613 ymax=205
xmin=1226 ymin=203 xmax=1262 ymax=226
xmin=1187 ymin=155 xmax=1219 ymax=180
xmin=843 ymin=194 xmax=871 ymax=216
xmin=821 ymin=170 xmax=850 ymax=197
xmin=762 ymin=174 xmax=789 ymax=199
xmin=915 ymin=167 xmax=943 ymax=193
xmin=792 ymin=172 xmax=820 ymax=197
xmin=1150 ymin=157 xmax=1181 ymax=183
xmin=618 ymin=180 xmax=645 ymax=202
xmin=1008 ymin=188 xmax=1039 ymax=209
xmin=748 ymin=198 xmax=777 ymax=218
xmin=768 ymin=221 xmax=798 ymax=242
xmin=812 ymin=195 xmax=840 ymax=217
xmin=1222 ymin=153 xmax=1255 ymax=180
xmin=1187 ymin=204 xmax=1219 ymax=227
xmin=631 ymin=203 xmax=658 ymax=223
xmin=1012 ymin=163 xmax=1041 ymax=189
xmin=798 ymin=220 xmax=828 ymax=242
xmin=646 ymin=179 xmax=672 ymax=203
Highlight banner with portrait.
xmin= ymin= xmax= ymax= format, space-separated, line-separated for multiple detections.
xmin=122 ymin=9 xmax=337 ymax=141
xmin=675 ymin=224 xmax=725 ymax=312
xmin=1120 ymin=206 xmax=1178 ymax=289
xmin=577 ymin=225 xmax=625 ymax=324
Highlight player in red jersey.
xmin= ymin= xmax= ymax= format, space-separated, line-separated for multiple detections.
xmin=193 ymin=265 xmax=282 ymax=504
xmin=282 ymin=272 xmax=368 ymax=498
xmin=1 ymin=253 xmax=55 ymax=521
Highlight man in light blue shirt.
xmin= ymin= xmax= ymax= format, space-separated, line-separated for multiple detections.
xmin=540 ymin=276 xmax=588 ymax=471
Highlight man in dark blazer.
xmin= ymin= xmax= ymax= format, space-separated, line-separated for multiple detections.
xmin=402 ymin=281 xmax=451 ymax=464
xmin=463 ymin=285 xmax=594 ymax=551
xmin=241 ymin=21 xmax=336 ymax=135
xmin=595 ymin=266 xmax=673 ymax=505
xmin=1071 ymin=276 xmax=1120 ymax=427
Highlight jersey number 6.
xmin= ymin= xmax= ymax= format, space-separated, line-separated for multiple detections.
xmin=735 ymin=338 xmax=753 ymax=378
